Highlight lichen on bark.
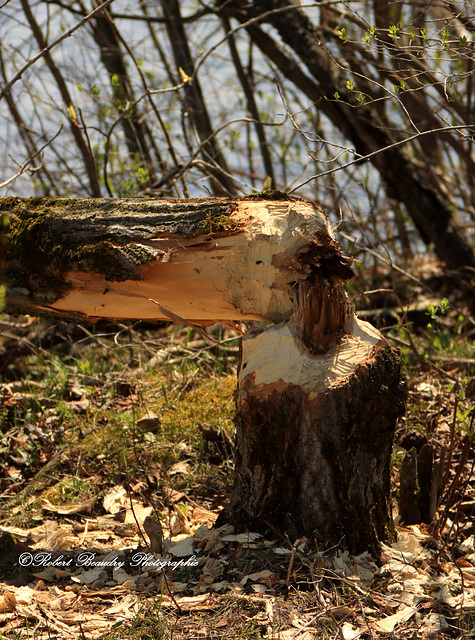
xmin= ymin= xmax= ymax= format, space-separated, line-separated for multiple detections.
xmin=1 ymin=196 xmax=241 ymax=287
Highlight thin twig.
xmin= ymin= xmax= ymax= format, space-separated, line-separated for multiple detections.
xmin=0 ymin=0 xmax=115 ymax=102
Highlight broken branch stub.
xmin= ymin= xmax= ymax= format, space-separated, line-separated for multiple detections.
xmin=0 ymin=195 xmax=406 ymax=552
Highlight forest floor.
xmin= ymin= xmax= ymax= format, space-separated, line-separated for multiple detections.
xmin=0 ymin=265 xmax=474 ymax=640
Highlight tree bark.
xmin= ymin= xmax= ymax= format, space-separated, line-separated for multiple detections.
xmin=0 ymin=195 xmax=406 ymax=553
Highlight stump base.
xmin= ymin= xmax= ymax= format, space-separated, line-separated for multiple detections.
xmin=226 ymin=330 xmax=406 ymax=554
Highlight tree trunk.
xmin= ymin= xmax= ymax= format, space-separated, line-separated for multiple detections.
xmin=89 ymin=0 xmax=158 ymax=185
xmin=0 ymin=195 xmax=406 ymax=553
xmin=159 ymin=0 xmax=236 ymax=196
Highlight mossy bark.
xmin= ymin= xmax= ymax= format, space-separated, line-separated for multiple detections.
xmin=0 ymin=196 xmax=240 ymax=320
xmin=1 ymin=196 xmax=237 ymax=274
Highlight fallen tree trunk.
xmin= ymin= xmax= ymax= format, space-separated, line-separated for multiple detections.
xmin=0 ymin=195 xmax=406 ymax=553
xmin=0 ymin=196 xmax=340 ymax=325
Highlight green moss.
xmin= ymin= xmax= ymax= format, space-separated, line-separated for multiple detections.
xmin=383 ymin=508 xmax=398 ymax=544
xmin=0 ymin=213 xmax=9 ymax=275
xmin=159 ymin=376 xmax=235 ymax=443
xmin=70 ymin=241 xmax=154 ymax=281
xmin=7 ymin=211 xmax=152 ymax=283
xmin=239 ymin=189 xmax=304 ymax=202
xmin=76 ymin=374 xmax=236 ymax=487
xmin=8 ymin=213 xmax=62 ymax=274
xmin=195 ymin=213 xmax=237 ymax=236
xmin=0 ymin=196 xmax=20 ymax=211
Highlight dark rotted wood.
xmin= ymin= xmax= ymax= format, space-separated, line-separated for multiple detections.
xmin=399 ymin=442 xmax=435 ymax=525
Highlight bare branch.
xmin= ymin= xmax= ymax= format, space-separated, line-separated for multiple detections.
xmin=0 ymin=0 xmax=115 ymax=103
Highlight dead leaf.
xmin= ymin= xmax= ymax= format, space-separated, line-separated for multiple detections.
xmin=244 ymin=569 xmax=279 ymax=588
xmin=169 ymin=536 xmax=195 ymax=557
xmin=41 ymin=496 xmax=97 ymax=515
xmin=374 ymin=606 xmax=417 ymax=633
xmin=0 ymin=592 xmax=16 ymax=613
xmin=455 ymin=557 xmax=473 ymax=568
xmin=49 ymin=592 xmax=77 ymax=610
xmin=459 ymin=534 xmax=474 ymax=553
xmin=221 ymin=532 xmax=261 ymax=544
xmin=191 ymin=505 xmax=218 ymax=524
xmin=124 ymin=501 xmax=153 ymax=524
xmin=415 ymin=382 xmax=438 ymax=397
xmin=196 ymin=573 xmax=214 ymax=592
xmin=33 ymin=567 xmax=65 ymax=582
xmin=169 ymin=461 xmax=190 ymax=476
xmin=419 ymin=613 xmax=449 ymax=636
xmin=6 ymin=467 xmax=21 ymax=480
xmin=73 ymin=617 xmax=113 ymax=632
xmin=170 ymin=504 xmax=192 ymax=535
xmin=341 ymin=622 xmax=364 ymax=639
xmin=193 ymin=524 xmax=233 ymax=553
xmin=331 ymin=605 xmax=354 ymax=618
xmin=202 ymin=558 xmax=222 ymax=578
xmin=102 ymin=593 xmax=138 ymax=617
xmin=103 ymin=486 xmax=128 ymax=514
xmin=71 ymin=567 xmax=105 ymax=585
xmin=0 ymin=525 xmax=31 ymax=541
xmin=162 ymin=486 xmax=185 ymax=505
xmin=172 ymin=594 xmax=213 ymax=609
xmin=276 ymin=629 xmax=315 ymax=640
xmin=112 ymin=567 xmax=135 ymax=585
xmin=137 ymin=412 xmax=161 ymax=431
xmin=121 ymin=579 xmax=137 ymax=591
xmin=143 ymin=516 xmax=163 ymax=554
xmin=461 ymin=568 xmax=475 ymax=584
xmin=68 ymin=397 xmax=90 ymax=413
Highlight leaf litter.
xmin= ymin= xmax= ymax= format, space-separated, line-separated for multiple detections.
xmin=1 ymin=318 xmax=475 ymax=638
xmin=0 ymin=500 xmax=473 ymax=639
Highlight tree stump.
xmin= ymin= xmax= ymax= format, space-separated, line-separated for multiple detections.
xmin=230 ymin=323 xmax=405 ymax=553
xmin=0 ymin=195 xmax=406 ymax=553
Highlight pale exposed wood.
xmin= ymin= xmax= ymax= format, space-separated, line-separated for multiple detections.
xmin=238 ymin=316 xmax=382 ymax=393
